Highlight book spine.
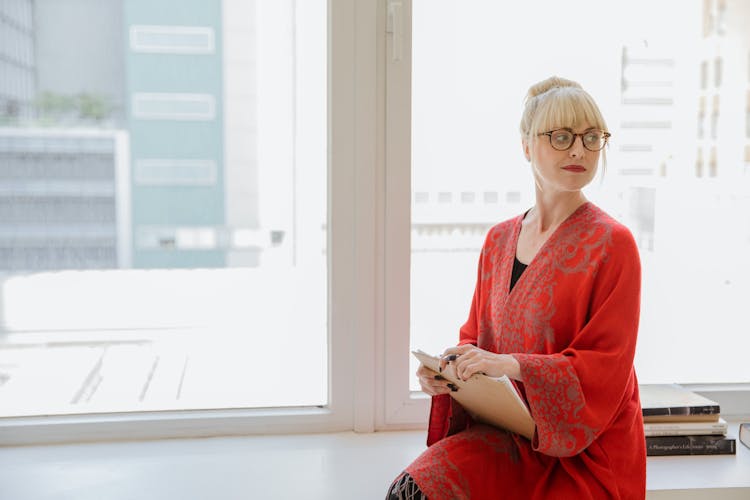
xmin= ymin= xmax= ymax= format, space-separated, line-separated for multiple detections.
xmin=644 ymin=428 xmax=726 ymax=437
xmin=641 ymin=405 xmax=720 ymax=417
xmin=643 ymin=420 xmax=728 ymax=437
xmin=646 ymin=435 xmax=736 ymax=456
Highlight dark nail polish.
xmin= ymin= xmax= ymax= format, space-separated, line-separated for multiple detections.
xmin=447 ymin=383 xmax=458 ymax=392
xmin=434 ymin=374 xmax=445 ymax=381
xmin=446 ymin=354 xmax=458 ymax=362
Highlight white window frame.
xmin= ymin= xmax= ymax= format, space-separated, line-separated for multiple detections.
xmin=0 ymin=0 xmax=377 ymax=446
xmin=379 ymin=0 xmax=431 ymax=429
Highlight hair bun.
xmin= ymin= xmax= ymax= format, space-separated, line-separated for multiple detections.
xmin=527 ymin=76 xmax=582 ymax=99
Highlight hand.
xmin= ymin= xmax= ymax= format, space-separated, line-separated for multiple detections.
xmin=416 ymin=363 xmax=456 ymax=396
xmin=439 ymin=344 xmax=522 ymax=382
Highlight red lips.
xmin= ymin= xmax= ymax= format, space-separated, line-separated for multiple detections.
xmin=562 ymin=165 xmax=586 ymax=172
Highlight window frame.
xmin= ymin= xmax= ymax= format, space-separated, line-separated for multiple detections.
xmin=380 ymin=0 xmax=430 ymax=429
xmin=0 ymin=0 xmax=376 ymax=446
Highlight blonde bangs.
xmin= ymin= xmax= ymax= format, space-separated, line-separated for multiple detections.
xmin=529 ymin=88 xmax=607 ymax=137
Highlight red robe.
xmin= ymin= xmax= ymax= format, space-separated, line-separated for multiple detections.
xmin=406 ymin=202 xmax=646 ymax=499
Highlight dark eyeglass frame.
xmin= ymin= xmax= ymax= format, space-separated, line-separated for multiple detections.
xmin=537 ymin=128 xmax=611 ymax=152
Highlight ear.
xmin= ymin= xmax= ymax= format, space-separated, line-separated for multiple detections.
xmin=522 ymin=138 xmax=531 ymax=162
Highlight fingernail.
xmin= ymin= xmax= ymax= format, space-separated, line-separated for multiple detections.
xmin=434 ymin=375 xmax=445 ymax=381
xmin=447 ymin=383 xmax=458 ymax=392
xmin=446 ymin=354 xmax=458 ymax=362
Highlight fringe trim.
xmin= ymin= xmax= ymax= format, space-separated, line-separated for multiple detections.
xmin=386 ymin=472 xmax=427 ymax=500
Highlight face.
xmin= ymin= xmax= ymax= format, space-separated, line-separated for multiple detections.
xmin=522 ymin=124 xmax=600 ymax=194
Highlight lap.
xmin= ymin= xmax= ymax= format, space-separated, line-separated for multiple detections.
xmin=405 ymin=425 xmax=527 ymax=500
xmin=404 ymin=424 xmax=617 ymax=500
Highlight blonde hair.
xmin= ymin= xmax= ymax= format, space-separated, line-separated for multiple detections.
xmin=520 ymin=76 xmax=609 ymax=174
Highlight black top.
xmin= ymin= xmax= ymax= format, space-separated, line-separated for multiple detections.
xmin=510 ymin=208 xmax=533 ymax=292
xmin=510 ymin=256 xmax=528 ymax=292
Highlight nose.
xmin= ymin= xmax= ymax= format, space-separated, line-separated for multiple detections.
xmin=569 ymin=135 xmax=585 ymax=156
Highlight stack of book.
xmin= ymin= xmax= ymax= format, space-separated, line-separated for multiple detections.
xmin=639 ymin=384 xmax=736 ymax=456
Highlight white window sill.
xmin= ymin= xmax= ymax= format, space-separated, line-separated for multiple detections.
xmin=0 ymin=423 xmax=748 ymax=499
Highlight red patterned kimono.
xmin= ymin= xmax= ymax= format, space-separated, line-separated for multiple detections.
xmin=406 ymin=202 xmax=646 ymax=499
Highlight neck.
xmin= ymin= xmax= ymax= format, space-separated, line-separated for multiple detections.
xmin=528 ymin=191 xmax=587 ymax=233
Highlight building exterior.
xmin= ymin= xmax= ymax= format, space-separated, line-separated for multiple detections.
xmin=0 ymin=128 xmax=130 ymax=271
xmin=698 ymin=0 xmax=750 ymax=180
xmin=0 ymin=0 xmax=277 ymax=271
xmin=615 ymin=42 xmax=681 ymax=251
xmin=0 ymin=0 xmax=130 ymax=272
xmin=0 ymin=0 xmax=35 ymax=124
xmin=125 ymin=0 xmax=228 ymax=268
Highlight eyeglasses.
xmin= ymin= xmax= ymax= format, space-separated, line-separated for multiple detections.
xmin=537 ymin=129 xmax=611 ymax=152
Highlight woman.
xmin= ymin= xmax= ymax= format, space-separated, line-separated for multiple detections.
xmin=387 ymin=76 xmax=646 ymax=499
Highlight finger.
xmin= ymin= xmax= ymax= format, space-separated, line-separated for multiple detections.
xmin=467 ymin=359 xmax=488 ymax=380
xmin=418 ymin=372 xmax=450 ymax=388
xmin=441 ymin=344 xmax=479 ymax=373
xmin=457 ymin=358 xmax=481 ymax=381
xmin=441 ymin=344 xmax=471 ymax=359
xmin=440 ymin=351 xmax=464 ymax=373
xmin=439 ymin=357 xmax=460 ymax=379
xmin=460 ymin=362 xmax=475 ymax=381
xmin=452 ymin=351 xmax=475 ymax=381
xmin=420 ymin=381 xmax=451 ymax=396
xmin=419 ymin=375 xmax=448 ymax=388
xmin=431 ymin=383 xmax=452 ymax=395
xmin=416 ymin=365 xmax=438 ymax=377
xmin=438 ymin=349 xmax=456 ymax=372
xmin=456 ymin=344 xmax=475 ymax=354
xmin=424 ymin=378 xmax=455 ymax=394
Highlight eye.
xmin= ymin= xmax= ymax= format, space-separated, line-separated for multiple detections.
xmin=552 ymin=131 xmax=572 ymax=144
xmin=583 ymin=131 xmax=601 ymax=144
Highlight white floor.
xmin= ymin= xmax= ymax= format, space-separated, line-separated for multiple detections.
xmin=1 ymin=427 xmax=749 ymax=500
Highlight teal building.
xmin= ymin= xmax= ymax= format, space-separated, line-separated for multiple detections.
xmin=125 ymin=0 xmax=225 ymax=268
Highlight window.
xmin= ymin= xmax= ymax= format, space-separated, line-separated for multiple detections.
xmin=711 ymin=94 xmax=720 ymax=139
xmin=131 ymin=93 xmax=216 ymax=120
xmin=709 ymin=146 xmax=718 ymax=177
xmin=714 ymin=56 xmax=723 ymax=87
xmin=702 ymin=0 xmax=713 ymax=37
xmin=716 ymin=0 xmax=727 ymax=35
xmin=0 ymin=0 xmax=334 ymax=429
xmin=130 ymin=25 xmax=215 ymax=54
xmin=399 ymin=0 xmax=750 ymax=405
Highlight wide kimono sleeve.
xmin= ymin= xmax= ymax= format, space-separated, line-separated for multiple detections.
xmin=512 ymin=225 xmax=641 ymax=457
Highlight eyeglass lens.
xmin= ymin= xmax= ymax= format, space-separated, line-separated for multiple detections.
xmin=550 ymin=130 xmax=606 ymax=151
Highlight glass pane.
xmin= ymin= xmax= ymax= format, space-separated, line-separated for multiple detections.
xmin=410 ymin=0 xmax=750 ymax=389
xmin=0 ymin=0 xmax=327 ymax=416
